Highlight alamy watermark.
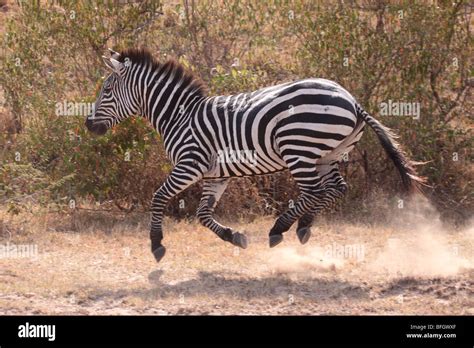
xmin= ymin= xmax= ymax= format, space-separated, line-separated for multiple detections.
xmin=18 ymin=322 xmax=55 ymax=341
xmin=55 ymin=100 xmax=95 ymax=117
xmin=379 ymin=100 xmax=420 ymax=120
xmin=217 ymin=148 xmax=257 ymax=166
xmin=324 ymin=242 xmax=365 ymax=261
xmin=0 ymin=242 xmax=38 ymax=259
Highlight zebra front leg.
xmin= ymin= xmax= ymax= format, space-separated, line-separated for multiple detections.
xmin=196 ymin=179 xmax=248 ymax=249
xmin=150 ymin=162 xmax=202 ymax=263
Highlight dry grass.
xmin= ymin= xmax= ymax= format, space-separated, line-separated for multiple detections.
xmin=0 ymin=203 xmax=473 ymax=315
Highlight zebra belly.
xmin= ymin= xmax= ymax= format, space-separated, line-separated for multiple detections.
xmin=203 ymin=166 xmax=288 ymax=179
xmin=203 ymin=145 xmax=287 ymax=178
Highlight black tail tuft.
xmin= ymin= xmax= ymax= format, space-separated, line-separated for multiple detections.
xmin=356 ymin=104 xmax=427 ymax=194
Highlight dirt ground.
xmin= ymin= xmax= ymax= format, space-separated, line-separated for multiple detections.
xmin=0 ymin=207 xmax=473 ymax=315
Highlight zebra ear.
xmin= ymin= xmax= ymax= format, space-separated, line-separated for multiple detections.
xmin=108 ymin=48 xmax=121 ymax=60
xmin=102 ymin=56 xmax=123 ymax=73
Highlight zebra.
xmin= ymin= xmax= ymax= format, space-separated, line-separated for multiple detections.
xmin=85 ymin=48 xmax=425 ymax=263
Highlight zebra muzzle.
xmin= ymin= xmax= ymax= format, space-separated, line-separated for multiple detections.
xmin=85 ymin=118 xmax=108 ymax=135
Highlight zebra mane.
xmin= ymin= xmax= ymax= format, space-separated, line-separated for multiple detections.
xmin=118 ymin=48 xmax=206 ymax=96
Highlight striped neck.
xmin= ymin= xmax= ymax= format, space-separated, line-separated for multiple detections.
xmin=139 ymin=60 xmax=205 ymax=137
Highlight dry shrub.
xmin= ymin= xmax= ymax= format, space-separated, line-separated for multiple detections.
xmin=0 ymin=2 xmax=471 ymax=223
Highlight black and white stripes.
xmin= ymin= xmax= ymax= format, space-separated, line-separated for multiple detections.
xmin=86 ymin=48 xmax=425 ymax=263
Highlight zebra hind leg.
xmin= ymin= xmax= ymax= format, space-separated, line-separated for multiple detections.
xmin=295 ymin=169 xmax=348 ymax=244
xmin=268 ymin=187 xmax=324 ymax=247
xmin=196 ymin=178 xmax=248 ymax=249
xmin=268 ymin=159 xmax=325 ymax=247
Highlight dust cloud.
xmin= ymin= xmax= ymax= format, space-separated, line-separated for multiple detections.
xmin=263 ymin=196 xmax=472 ymax=278
xmin=265 ymin=246 xmax=345 ymax=274
xmin=369 ymin=197 xmax=473 ymax=277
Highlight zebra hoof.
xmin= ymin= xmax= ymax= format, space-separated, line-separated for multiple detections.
xmin=296 ymin=227 xmax=311 ymax=245
xmin=231 ymin=232 xmax=248 ymax=249
xmin=152 ymin=246 xmax=166 ymax=263
xmin=269 ymin=234 xmax=283 ymax=248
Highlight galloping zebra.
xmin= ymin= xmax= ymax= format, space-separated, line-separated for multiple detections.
xmin=86 ymin=48 xmax=425 ymax=263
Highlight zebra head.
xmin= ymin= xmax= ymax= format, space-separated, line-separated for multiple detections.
xmin=85 ymin=49 xmax=140 ymax=135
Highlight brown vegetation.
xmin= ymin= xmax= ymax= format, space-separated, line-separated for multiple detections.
xmin=0 ymin=1 xmax=472 ymax=224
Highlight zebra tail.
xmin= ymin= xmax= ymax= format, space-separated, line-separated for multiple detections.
xmin=355 ymin=104 xmax=428 ymax=195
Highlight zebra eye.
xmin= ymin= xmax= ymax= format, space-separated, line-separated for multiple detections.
xmin=104 ymin=83 xmax=113 ymax=93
